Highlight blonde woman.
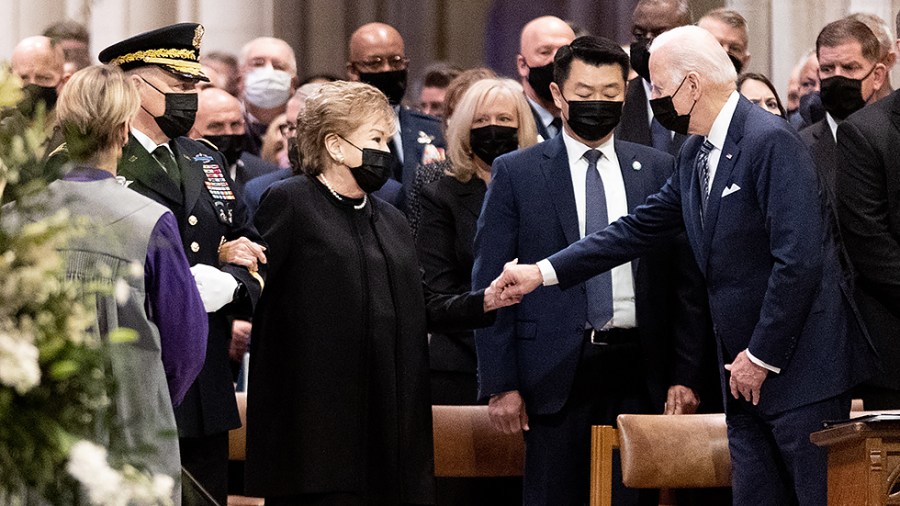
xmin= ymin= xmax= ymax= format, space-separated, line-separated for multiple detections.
xmin=416 ymin=78 xmax=537 ymax=406
xmin=15 ymin=64 xmax=206 ymax=500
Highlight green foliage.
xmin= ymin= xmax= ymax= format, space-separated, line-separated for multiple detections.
xmin=0 ymin=63 xmax=112 ymax=503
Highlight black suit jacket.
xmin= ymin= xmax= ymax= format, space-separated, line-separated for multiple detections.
xmin=119 ymin=134 xmax=265 ymax=436
xmin=233 ymin=151 xmax=279 ymax=195
xmin=473 ymin=135 xmax=709 ymax=413
xmin=616 ymin=77 xmax=686 ymax=156
xmin=800 ymin=118 xmax=838 ymax=196
xmin=836 ymin=92 xmax=900 ymax=391
xmin=416 ymin=174 xmax=487 ymax=376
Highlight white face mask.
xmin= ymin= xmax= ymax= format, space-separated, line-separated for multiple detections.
xmin=243 ymin=66 xmax=292 ymax=109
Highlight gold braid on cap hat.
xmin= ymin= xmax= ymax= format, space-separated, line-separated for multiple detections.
xmin=109 ymin=48 xmax=198 ymax=66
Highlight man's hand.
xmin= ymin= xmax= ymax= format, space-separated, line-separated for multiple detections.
xmin=664 ymin=385 xmax=700 ymax=414
xmin=218 ymin=237 xmax=267 ymax=272
xmin=725 ymin=350 xmax=769 ymax=405
xmin=488 ymin=390 xmax=529 ymax=434
xmin=484 ymin=262 xmax=524 ymax=312
xmin=229 ymin=320 xmax=252 ymax=362
xmin=493 ymin=259 xmax=543 ymax=301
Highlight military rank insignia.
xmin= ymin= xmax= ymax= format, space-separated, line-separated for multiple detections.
xmin=202 ymin=165 xmax=236 ymax=201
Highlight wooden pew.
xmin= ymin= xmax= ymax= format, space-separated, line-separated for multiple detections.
xmin=431 ymin=405 xmax=525 ymax=477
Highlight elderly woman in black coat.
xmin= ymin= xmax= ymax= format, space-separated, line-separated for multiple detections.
xmin=245 ymin=81 xmax=510 ymax=506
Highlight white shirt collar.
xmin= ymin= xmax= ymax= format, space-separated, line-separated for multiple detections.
xmin=527 ymin=94 xmax=554 ymax=128
xmin=131 ymin=127 xmax=171 ymax=155
xmin=705 ymin=91 xmax=741 ymax=150
xmin=562 ymin=127 xmax=616 ymax=166
xmin=825 ymin=113 xmax=839 ymax=142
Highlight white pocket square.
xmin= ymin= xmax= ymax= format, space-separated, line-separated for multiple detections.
xmin=721 ymin=184 xmax=741 ymax=197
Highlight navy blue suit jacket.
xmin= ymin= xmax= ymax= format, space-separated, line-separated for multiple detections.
xmin=472 ymin=134 xmax=709 ymax=414
xmin=397 ymin=107 xmax=444 ymax=192
xmin=548 ymin=97 xmax=876 ymax=415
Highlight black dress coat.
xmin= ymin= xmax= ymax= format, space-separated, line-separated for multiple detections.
xmin=836 ymin=92 xmax=900 ymax=395
xmin=245 ymin=175 xmax=435 ymax=502
xmin=416 ymin=174 xmax=486 ymax=402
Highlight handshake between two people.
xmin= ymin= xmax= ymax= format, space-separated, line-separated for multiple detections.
xmin=485 ymin=259 xmax=545 ymax=310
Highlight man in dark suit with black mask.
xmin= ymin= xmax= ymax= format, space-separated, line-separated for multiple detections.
xmin=834 ymin=13 xmax=900 ymax=410
xmin=516 ymin=15 xmax=575 ymax=141
xmin=473 ymin=35 xmax=708 ymax=506
xmin=617 ymin=0 xmax=692 ymax=155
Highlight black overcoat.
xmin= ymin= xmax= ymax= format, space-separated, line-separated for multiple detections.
xmin=245 ymin=175 xmax=435 ymax=503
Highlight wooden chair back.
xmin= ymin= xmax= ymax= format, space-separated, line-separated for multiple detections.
xmin=432 ymin=405 xmax=525 ymax=477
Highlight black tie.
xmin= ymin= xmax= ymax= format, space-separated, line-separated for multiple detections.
xmin=583 ymin=149 xmax=613 ymax=330
xmin=153 ymin=145 xmax=181 ymax=186
xmin=696 ymin=139 xmax=714 ymax=217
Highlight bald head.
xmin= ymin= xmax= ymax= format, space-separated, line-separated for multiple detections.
xmin=240 ymin=37 xmax=297 ymax=76
xmin=190 ymin=87 xmax=245 ymax=139
xmin=11 ymin=36 xmax=68 ymax=92
xmin=633 ymin=0 xmax=692 ymax=39
xmin=516 ymin=16 xmax=575 ymax=107
xmin=346 ymin=22 xmax=406 ymax=80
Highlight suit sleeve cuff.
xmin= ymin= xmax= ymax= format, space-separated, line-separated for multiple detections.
xmin=746 ymin=349 xmax=781 ymax=374
xmin=537 ymin=259 xmax=558 ymax=286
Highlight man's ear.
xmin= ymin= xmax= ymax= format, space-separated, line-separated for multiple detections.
xmin=516 ymin=54 xmax=529 ymax=80
xmin=871 ymin=62 xmax=888 ymax=97
xmin=550 ymin=81 xmax=563 ymax=111
xmin=346 ymin=62 xmax=359 ymax=81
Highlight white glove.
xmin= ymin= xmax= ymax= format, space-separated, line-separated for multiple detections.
xmin=190 ymin=263 xmax=239 ymax=313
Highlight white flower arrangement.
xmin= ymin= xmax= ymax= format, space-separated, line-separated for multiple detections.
xmin=67 ymin=441 xmax=174 ymax=506
xmin=0 ymin=64 xmax=175 ymax=505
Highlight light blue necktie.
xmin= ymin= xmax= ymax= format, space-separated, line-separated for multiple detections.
xmin=583 ymin=149 xmax=613 ymax=329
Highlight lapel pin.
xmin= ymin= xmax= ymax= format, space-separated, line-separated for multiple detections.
xmin=128 ymin=155 xmax=138 ymax=162
xmin=632 ymin=160 xmax=642 ymax=171
xmin=726 ymin=153 xmax=733 ymax=160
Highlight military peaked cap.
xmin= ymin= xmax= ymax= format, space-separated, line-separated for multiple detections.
xmin=99 ymin=22 xmax=209 ymax=82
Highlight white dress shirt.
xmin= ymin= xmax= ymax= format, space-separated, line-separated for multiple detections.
xmin=391 ymin=105 xmax=404 ymax=163
xmin=538 ymin=129 xmax=636 ymax=328
xmin=527 ymin=95 xmax=559 ymax=139
xmin=700 ymin=91 xmax=780 ymax=374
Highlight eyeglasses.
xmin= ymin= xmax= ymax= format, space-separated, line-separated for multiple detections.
xmin=279 ymin=122 xmax=297 ymax=137
xmin=351 ymin=55 xmax=410 ymax=73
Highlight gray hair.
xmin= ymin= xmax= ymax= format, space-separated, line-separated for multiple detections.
xmin=650 ymin=25 xmax=736 ymax=88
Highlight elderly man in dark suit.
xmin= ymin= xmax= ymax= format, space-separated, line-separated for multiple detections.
xmin=802 ymin=18 xmax=887 ymax=195
xmin=493 ymin=26 xmax=877 ymax=506
xmin=472 ymin=35 xmax=709 ymax=506
xmin=346 ymin=22 xmax=444 ymax=210
xmin=97 ymin=24 xmax=267 ymax=504
xmin=617 ymin=0 xmax=691 ymax=155
xmin=835 ymin=13 xmax=900 ymax=410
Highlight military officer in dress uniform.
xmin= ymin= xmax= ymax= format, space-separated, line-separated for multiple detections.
xmin=90 ymin=23 xmax=265 ymax=504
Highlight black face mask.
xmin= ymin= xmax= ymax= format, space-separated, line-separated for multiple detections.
xmin=819 ymin=66 xmax=875 ymax=120
xmin=204 ymin=134 xmax=246 ymax=166
xmin=563 ymin=97 xmax=623 ymax=142
xmin=340 ymin=136 xmax=394 ymax=193
xmin=287 ymin=137 xmax=302 ymax=173
xmin=525 ymin=60 xmax=556 ymax=102
xmin=629 ymin=38 xmax=652 ymax=82
xmin=18 ymin=84 xmax=58 ymax=116
xmin=728 ymin=53 xmax=744 ymax=74
xmin=469 ymin=125 xmax=519 ymax=165
xmin=140 ymin=77 xmax=198 ymax=139
xmin=358 ymin=69 xmax=408 ymax=105
xmin=649 ymin=75 xmax=696 ymax=135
